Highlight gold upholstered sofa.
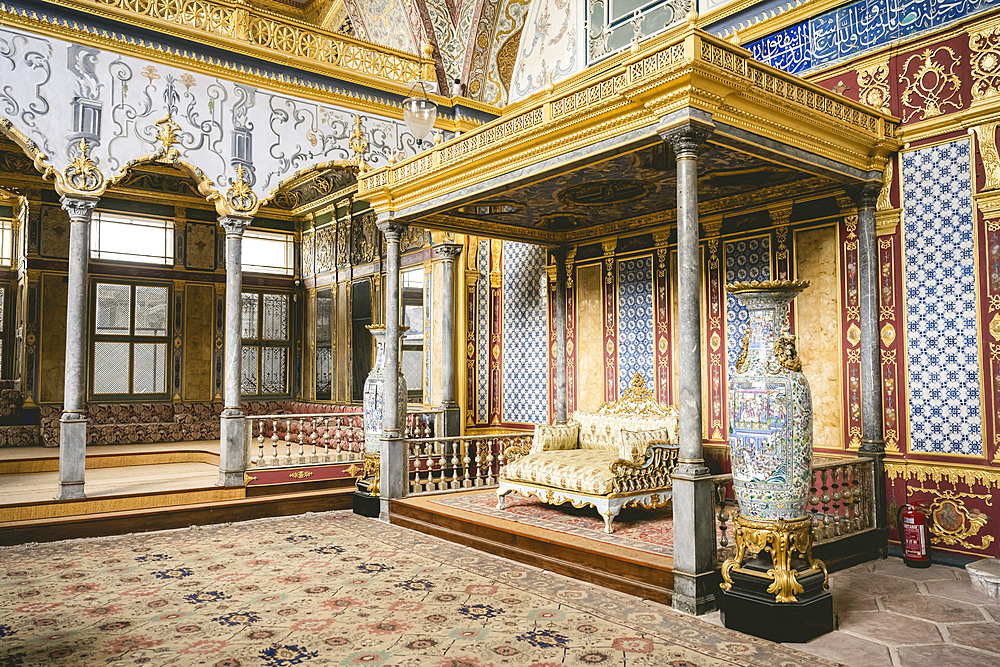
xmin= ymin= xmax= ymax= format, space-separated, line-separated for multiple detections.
xmin=498 ymin=374 xmax=680 ymax=533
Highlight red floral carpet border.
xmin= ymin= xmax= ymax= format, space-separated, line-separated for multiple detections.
xmin=428 ymin=491 xmax=678 ymax=556
xmin=0 ymin=512 xmax=837 ymax=666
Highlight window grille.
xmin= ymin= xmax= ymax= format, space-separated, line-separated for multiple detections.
xmin=92 ymin=282 xmax=170 ymax=397
xmin=240 ymin=291 xmax=290 ymax=396
xmin=0 ymin=219 xmax=13 ymax=267
xmin=401 ymin=267 xmax=424 ymax=402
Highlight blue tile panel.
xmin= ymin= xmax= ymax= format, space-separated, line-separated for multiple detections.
xmin=477 ymin=240 xmax=489 ymax=423
xmin=724 ymin=236 xmax=772 ymax=374
xmin=617 ymin=256 xmax=656 ymax=390
xmin=902 ymin=139 xmax=983 ymax=456
xmin=743 ymin=0 xmax=1000 ymax=76
xmin=502 ymin=242 xmax=549 ymax=424
xmin=423 ymin=270 xmax=432 ymax=402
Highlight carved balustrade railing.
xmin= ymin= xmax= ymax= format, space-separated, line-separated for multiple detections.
xmin=406 ymin=433 xmax=533 ymax=496
xmin=44 ymin=0 xmax=429 ymax=90
xmin=712 ymin=456 xmax=877 ymax=566
xmin=246 ymin=407 xmax=443 ymax=470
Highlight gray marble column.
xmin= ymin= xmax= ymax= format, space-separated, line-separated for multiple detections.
xmin=57 ymin=195 xmax=98 ymax=500
xmin=378 ymin=219 xmax=408 ymax=519
xmin=218 ymin=214 xmax=252 ymax=487
xmin=434 ymin=242 xmax=463 ymax=437
xmin=854 ymin=182 xmax=889 ymax=556
xmin=553 ymin=249 xmax=568 ymax=424
xmin=662 ymin=121 xmax=716 ymax=615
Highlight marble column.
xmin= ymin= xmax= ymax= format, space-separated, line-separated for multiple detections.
xmin=218 ymin=214 xmax=252 ymax=487
xmin=662 ymin=121 xmax=716 ymax=615
xmin=57 ymin=195 xmax=98 ymax=500
xmin=855 ymin=182 xmax=889 ymax=555
xmin=434 ymin=243 xmax=463 ymax=437
xmin=378 ymin=219 xmax=408 ymax=519
xmin=553 ymin=248 xmax=568 ymax=424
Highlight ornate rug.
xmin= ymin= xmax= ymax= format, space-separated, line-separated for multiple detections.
xmin=428 ymin=490 xmax=681 ymax=556
xmin=0 ymin=511 xmax=835 ymax=666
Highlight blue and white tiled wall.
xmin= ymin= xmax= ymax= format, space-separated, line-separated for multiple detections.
xmin=724 ymin=237 xmax=772 ymax=376
xmin=617 ymin=256 xmax=656 ymax=388
xmin=901 ymin=139 xmax=983 ymax=456
xmin=476 ymin=240 xmax=490 ymax=423
xmin=501 ymin=242 xmax=549 ymax=424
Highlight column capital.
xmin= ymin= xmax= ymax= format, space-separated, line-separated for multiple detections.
xmin=377 ymin=219 xmax=408 ymax=242
xmin=59 ymin=195 xmax=99 ymax=222
xmin=433 ymin=242 xmax=463 ymax=261
xmin=218 ymin=214 xmax=252 ymax=237
xmin=660 ymin=121 xmax=714 ymax=157
xmin=850 ymin=181 xmax=883 ymax=211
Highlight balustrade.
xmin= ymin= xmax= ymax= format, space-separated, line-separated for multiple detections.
xmin=711 ymin=457 xmax=876 ymax=565
xmin=246 ymin=413 xmax=362 ymax=469
xmin=406 ymin=433 xmax=532 ymax=495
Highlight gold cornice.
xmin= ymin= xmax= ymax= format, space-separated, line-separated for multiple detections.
xmin=359 ymin=28 xmax=897 ymax=224
xmin=885 ymin=460 xmax=1000 ymax=491
xmin=0 ymin=3 xmax=482 ymax=134
xmin=875 ymin=209 xmax=901 ymax=235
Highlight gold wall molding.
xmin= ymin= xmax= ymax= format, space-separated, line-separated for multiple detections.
xmin=905 ymin=487 xmax=994 ymax=551
xmin=972 ymin=123 xmax=1000 ymax=191
xmin=886 ymin=460 xmax=1000 ymax=490
xmin=900 ymin=46 xmax=963 ymax=123
xmin=857 ymin=60 xmax=892 ymax=114
xmin=971 ymin=24 xmax=1000 ymax=104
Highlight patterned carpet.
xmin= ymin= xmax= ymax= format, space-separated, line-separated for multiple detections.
xmin=0 ymin=511 xmax=835 ymax=666
xmin=429 ymin=491 xmax=680 ymax=556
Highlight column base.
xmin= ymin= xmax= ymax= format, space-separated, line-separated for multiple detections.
xmin=56 ymin=481 xmax=85 ymax=500
xmin=353 ymin=491 xmax=380 ymax=518
xmin=218 ymin=412 xmax=246 ymax=488
xmin=58 ymin=416 xmax=87 ymax=499
xmin=718 ymin=581 xmax=834 ymax=643
xmin=671 ymin=570 xmax=718 ymax=615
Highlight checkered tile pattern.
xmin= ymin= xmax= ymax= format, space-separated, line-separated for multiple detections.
xmin=477 ymin=240 xmax=489 ymax=423
xmin=902 ymin=139 xmax=983 ymax=456
xmin=725 ymin=236 xmax=772 ymax=373
xmin=502 ymin=242 xmax=549 ymax=424
xmin=617 ymin=256 xmax=655 ymax=388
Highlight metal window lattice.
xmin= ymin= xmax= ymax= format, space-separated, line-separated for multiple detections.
xmin=241 ymin=293 xmax=259 ymax=338
xmin=93 ymin=341 xmax=130 ymax=393
xmin=241 ymin=346 xmax=258 ymax=394
xmin=261 ymin=346 xmax=286 ymax=394
xmin=133 ymin=343 xmax=167 ymax=393
xmin=96 ymin=284 xmax=131 ymax=336
xmin=262 ymin=294 xmax=288 ymax=340
xmin=134 ymin=286 xmax=168 ymax=336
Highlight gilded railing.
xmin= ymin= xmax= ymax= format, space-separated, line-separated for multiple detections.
xmin=43 ymin=0 xmax=429 ymax=90
xmin=712 ymin=456 xmax=877 ymax=565
xmin=358 ymin=27 xmax=897 ymax=200
xmin=406 ymin=433 xmax=533 ymax=495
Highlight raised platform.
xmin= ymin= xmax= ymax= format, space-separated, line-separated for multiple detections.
xmin=391 ymin=490 xmax=679 ymax=604
xmin=0 ymin=441 xmax=357 ymax=545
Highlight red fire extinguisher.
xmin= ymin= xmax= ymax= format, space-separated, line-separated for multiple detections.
xmin=897 ymin=504 xmax=932 ymax=568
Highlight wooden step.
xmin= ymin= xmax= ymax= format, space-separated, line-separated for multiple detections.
xmin=390 ymin=493 xmax=678 ymax=604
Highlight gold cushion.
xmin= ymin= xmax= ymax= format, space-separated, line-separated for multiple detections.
xmin=530 ymin=422 xmax=581 ymax=454
xmin=574 ymin=411 xmax=679 ymax=453
xmin=502 ymin=449 xmax=619 ymax=496
xmin=620 ymin=427 xmax=669 ymax=463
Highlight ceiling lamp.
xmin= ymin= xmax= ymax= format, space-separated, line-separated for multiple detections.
xmin=402 ymin=80 xmax=437 ymax=148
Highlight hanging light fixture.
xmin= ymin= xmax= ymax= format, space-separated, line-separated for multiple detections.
xmin=402 ymin=80 xmax=437 ymax=148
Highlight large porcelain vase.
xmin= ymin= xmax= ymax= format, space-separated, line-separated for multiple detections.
xmin=727 ymin=280 xmax=813 ymax=522
xmin=362 ymin=325 xmax=407 ymax=454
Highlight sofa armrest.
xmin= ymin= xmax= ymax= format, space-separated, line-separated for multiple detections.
xmin=610 ymin=442 xmax=679 ymax=494
xmin=503 ymin=442 xmax=533 ymax=464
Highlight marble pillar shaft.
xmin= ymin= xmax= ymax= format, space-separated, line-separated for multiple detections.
xmin=856 ymin=188 xmax=884 ymax=453
xmin=379 ymin=221 xmax=407 ymax=517
xmin=434 ymin=243 xmax=463 ymax=438
xmin=554 ymin=251 xmax=568 ymax=424
xmin=218 ymin=215 xmax=251 ymax=487
xmin=58 ymin=196 xmax=98 ymax=500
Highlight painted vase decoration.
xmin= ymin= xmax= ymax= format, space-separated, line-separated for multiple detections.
xmin=362 ymin=325 xmax=408 ymax=454
xmin=726 ymin=280 xmax=813 ymax=522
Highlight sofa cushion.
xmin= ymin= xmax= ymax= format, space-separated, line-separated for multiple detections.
xmin=574 ymin=411 xmax=678 ymax=453
xmin=620 ymin=427 xmax=669 ymax=463
xmin=502 ymin=449 xmax=619 ymax=495
xmin=530 ymin=422 xmax=580 ymax=454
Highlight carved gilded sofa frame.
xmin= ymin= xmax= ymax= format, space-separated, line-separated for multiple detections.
xmin=498 ymin=374 xmax=679 ymax=533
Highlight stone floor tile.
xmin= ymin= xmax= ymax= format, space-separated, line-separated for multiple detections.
xmin=786 ymin=632 xmax=891 ymax=666
xmin=948 ymin=623 xmax=1000 ymax=655
xmin=898 ymin=644 xmax=1000 ymax=667
xmin=836 ymin=610 xmax=942 ymax=646
xmin=830 ymin=571 xmax=919 ymax=597
xmin=871 ymin=559 xmax=960 ymax=582
xmin=883 ymin=593 xmax=985 ymax=623
xmin=923 ymin=578 xmax=994 ymax=604
xmin=833 ymin=589 xmax=880 ymax=613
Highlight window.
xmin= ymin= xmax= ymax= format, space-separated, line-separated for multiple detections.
xmin=241 ymin=229 xmax=294 ymax=275
xmin=315 ymin=289 xmax=333 ymax=400
xmin=0 ymin=218 xmax=13 ymax=267
xmin=92 ymin=282 xmax=169 ymax=397
xmin=351 ymin=278 xmax=372 ymax=402
xmin=90 ymin=211 xmax=174 ymax=265
xmin=401 ymin=268 xmax=424 ymax=402
xmin=241 ymin=291 xmax=290 ymax=395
